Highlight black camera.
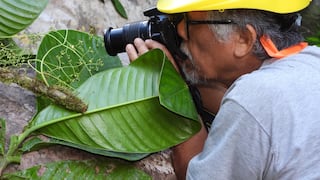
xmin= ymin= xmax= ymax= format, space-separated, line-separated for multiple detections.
xmin=104 ymin=7 xmax=186 ymax=60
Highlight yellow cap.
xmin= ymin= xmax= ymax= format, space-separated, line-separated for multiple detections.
xmin=157 ymin=0 xmax=312 ymax=14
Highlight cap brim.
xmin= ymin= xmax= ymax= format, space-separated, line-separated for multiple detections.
xmin=157 ymin=0 xmax=311 ymax=14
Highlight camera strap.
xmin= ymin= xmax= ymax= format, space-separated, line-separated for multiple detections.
xmin=188 ymin=85 xmax=216 ymax=132
xmin=170 ymin=49 xmax=215 ymax=132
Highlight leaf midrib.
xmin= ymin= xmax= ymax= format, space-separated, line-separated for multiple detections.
xmin=23 ymin=96 xmax=158 ymax=137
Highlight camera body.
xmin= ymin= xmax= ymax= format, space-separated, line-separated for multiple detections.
xmin=104 ymin=7 xmax=185 ymax=58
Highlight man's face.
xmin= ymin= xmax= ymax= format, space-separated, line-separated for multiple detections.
xmin=176 ymin=11 xmax=237 ymax=87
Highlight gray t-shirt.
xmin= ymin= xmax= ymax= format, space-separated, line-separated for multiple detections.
xmin=187 ymin=46 xmax=320 ymax=180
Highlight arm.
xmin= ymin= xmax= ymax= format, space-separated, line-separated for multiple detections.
xmin=173 ymin=85 xmax=226 ymax=180
xmin=172 ymin=123 xmax=207 ymax=180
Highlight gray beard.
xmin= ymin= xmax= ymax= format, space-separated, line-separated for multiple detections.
xmin=179 ymin=43 xmax=213 ymax=86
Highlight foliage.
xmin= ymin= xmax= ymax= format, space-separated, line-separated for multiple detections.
xmin=111 ymin=0 xmax=128 ymax=18
xmin=306 ymin=31 xmax=320 ymax=46
xmin=0 ymin=0 xmax=200 ymax=178
xmin=0 ymin=39 xmax=35 ymax=66
xmin=28 ymin=48 xmax=199 ymax=153
xmin=99 ymin=0 xmax=128 ymax=18
xmin=301 ymin=1 xmax=320 ymax=47
xmin=0 ymin=0 xmax=49 ymax=37
xmin=34 ymin=30 xmax=122 ymax=89
xmin=2 ymin=160 xmax=151 ymax=180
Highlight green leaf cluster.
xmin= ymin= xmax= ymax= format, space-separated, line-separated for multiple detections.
xmin=25 ymin=47 xmax=199 ymax=159
xmin=306 ymin=32 xmax=320 ymax=47
xmin=0 ymin=0 xmax=49 ymax=37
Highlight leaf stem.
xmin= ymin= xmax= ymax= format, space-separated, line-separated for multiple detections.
xmin=0 ymin=136 xmax=22 ymax=176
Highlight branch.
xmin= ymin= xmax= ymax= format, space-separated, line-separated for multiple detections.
xmin=0 ymin=68 xmax=87 ymax=113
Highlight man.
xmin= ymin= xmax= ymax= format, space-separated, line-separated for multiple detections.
xmin=126 ymin=0 xmax=320 ymax=179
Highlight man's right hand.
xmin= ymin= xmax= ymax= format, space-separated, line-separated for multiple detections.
xmin=125 ymin=38 xmax=177 ymax=70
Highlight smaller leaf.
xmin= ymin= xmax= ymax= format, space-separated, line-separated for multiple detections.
xmin=8 ymin=135 xmax=19 ymax=154
xmin=21 ymin=136 xmax=149 ymax=161
xmin=36 ymin=30 xmax=122 ymax=89
xmin=2 ymin=160 xmax=151 ymax=179
xmin=111 ymin=0 xmax=128 ymax=19
xmin=0 ymin=118 xmax=5 ymax=155
xmin=20 ymin=136 xmax=45 ymax=152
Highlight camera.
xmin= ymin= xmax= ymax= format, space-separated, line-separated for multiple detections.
xmin=104 ymin=7 xmax=186 ymax=60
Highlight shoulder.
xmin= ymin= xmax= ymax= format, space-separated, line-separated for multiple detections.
xmin=226 ymin=45 xmax=320 ymax=103
xmin=222 ymin=46 xmax=320 ymax=127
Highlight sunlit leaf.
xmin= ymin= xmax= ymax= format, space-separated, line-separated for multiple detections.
xmin=25 ymin=49 xmax=200 ymax=159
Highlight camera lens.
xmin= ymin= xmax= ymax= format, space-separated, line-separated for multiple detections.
xmin=104 ymin=21 xmax=150 ymax=56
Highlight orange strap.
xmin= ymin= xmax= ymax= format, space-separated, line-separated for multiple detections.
xmin=260 ymin=35 xmax=308 ymax=59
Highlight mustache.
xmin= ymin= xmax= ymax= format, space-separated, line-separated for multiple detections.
xmin=179 ymin=43 xmax=206 ymax=85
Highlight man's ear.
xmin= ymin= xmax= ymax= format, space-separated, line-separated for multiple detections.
xmin=234 ymin=24 xmax=257 ymax=58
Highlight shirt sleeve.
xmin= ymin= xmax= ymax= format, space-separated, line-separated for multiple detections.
xmin=187 ymin=99 xmax=272 ymax=180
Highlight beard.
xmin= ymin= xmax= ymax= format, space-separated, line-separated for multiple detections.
xmin=179 ymin=43 xmax=213 ymax=86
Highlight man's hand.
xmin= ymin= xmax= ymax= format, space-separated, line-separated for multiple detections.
xmin=125 ymin=38 xmax=175 ymax=65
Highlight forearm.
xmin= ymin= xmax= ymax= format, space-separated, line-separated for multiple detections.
xmin=172 ymin=123 xmax=207 ymax=180
xmin=172 ymin=85 xmax=226 ymax=180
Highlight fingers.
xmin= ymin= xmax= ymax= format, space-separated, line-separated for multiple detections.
xmin=125 ymin=38 xmax=176 ymax=68
xmin=126 ymin=38 xmax=149 ymax=62
xmin=145 ymin=39 xmax=166 ymax=50
xmin=134 ymin=38 xmax=149 ymax=56
xmin=145 ymin=39 xmax=175 ymax=63
xmin=126 ymin=44 xmax=138 ymax=61
xmin=145 ymin=39 xmax=180 ymax=72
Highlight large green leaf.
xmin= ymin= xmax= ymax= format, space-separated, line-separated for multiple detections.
xmin=25 ymin=49 xmax=200 ymax=157
xmin=2 ymin=160 xmax=151 ymax=179
xmin=0 ymin=0 xmax=49 ymax=37
xmin=36 ymin=29 xmax=122 ymax=89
